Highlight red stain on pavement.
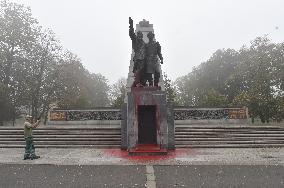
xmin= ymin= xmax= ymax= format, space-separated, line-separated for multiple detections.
xmin=102 ymin=148 xmax=196 ymax=162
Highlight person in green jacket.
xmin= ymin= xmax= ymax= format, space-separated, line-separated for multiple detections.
xmin=23 ymin=115 xmax=40 ymax=160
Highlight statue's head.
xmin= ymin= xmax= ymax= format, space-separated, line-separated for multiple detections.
xmin=147 ymin=32 xmax=155 ymax=41
xmin=137 ymin=31 xmax=143 ymax=39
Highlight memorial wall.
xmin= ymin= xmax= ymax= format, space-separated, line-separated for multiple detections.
xmin=49 ymin=107 xmax=248 ymax=122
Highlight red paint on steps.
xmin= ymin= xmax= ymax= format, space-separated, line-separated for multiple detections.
xmin=103 ymin=148 xmax=196 ymax=162
xmin=129 ymin=144 xmax=167 ymax=155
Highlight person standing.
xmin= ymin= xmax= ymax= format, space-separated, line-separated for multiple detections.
xmin=23 ymin=115 xmax=40 ymax=160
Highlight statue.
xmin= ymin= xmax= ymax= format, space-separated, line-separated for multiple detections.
xmin=129 ymin=17 xmax=146 ymax=87
xmin=128 ymin=18 xmax=163 ymax=87
xmin=145 ymin=32 xmax=163 ymax=86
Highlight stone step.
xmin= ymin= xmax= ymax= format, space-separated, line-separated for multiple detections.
xmin=176 ymin=144 xmax=284 ymax=148
xmin=0 ymin=127 xmax=121 ymax=130
xmin=0 ymin=135 xmax=121 ymax=138
xmin=0 ymin=128 xmax=121 ymax=131
xmin=128 ymin=145 xmax=167 ymax=156
xmin=0 ymin=141 xmax=121 ymax=145
xmin=175 ymin=134 xmax=284 ymax=137
xmin=176 ymin=129 xmax=284 ymax=132
xmin=0 ymin=132 xmax=121 ymax=135
xmin=175 ymin=125 xmax=284 ymax=129
xmin=0 ymin=138 xmax=121 ymax=141
xmin=3 ymin=138 xmax=283 ymax=142
xmin=175 ymin=127 xmax=284 ymax=129
xmin=0 ymin=144 xmax=120 ymax=148
xmin=128 ymin=150 xmax=167 ymax=156
xmin=176 ymin=140 xmax=284 ymax=144
xmin=0 ymin=126 xmax=284 ymax=148
xmin=175 ymin=137 xmax=284 ymax=141
xmin=175 ymin=132 xmax=284 ymax=135
xmin=0 ymin=129 xmax=121 ymax=131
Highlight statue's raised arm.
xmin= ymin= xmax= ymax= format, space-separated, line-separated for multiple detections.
xmin=128 ymin=17 xmax=146 ymax=87
xmin=129 ymin=17 xmax=135 ymax=40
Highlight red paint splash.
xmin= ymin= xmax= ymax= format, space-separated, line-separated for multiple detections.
xmin=102 ymin=148 xmax=196 ymax=162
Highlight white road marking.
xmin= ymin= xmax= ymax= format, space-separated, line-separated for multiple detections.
xmin=146 ymin=165 xmax=156 ymax=188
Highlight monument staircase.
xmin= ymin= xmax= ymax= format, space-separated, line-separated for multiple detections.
xmin=0 ymin=127 xmax=121 ymax=148
xmin=0 ymin=125 xmax=284 ymax=148
xmin=175 ymin=125 xmax=284 ymax=148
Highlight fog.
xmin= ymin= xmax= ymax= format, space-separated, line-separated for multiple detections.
xmin=12 ymin=0 xmax=284 ymax=83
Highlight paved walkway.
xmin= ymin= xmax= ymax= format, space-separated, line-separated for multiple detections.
xmin=1 ymin=148 xmax=284 ymax=188
xmin=0 ymin=148 xmax=283 ymax=166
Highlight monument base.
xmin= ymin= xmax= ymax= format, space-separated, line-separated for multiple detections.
xmin=125 ymin=86 xmax=174 ymax=155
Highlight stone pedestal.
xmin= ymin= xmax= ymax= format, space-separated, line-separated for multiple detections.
xmin=121 ymin=19 xmax=174 ymax=154
xmin=121 ymin=87 xmax=174 ymax=154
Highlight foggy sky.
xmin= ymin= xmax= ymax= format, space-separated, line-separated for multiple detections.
xmin=12 ymin=0 xmax=284 ymax=83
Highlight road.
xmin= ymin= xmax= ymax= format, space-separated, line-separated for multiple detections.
xmin=0 ymin=164 xmax=283 ymax=188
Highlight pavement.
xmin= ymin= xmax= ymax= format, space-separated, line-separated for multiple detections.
xmin=0 ymin=148 xmax=284 ymax=188
xmin=0 ymin=148 xmax=283 ymax=166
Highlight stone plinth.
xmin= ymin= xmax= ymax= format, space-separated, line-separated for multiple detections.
xmin=123 ymin=87 xmax=174 ymax=153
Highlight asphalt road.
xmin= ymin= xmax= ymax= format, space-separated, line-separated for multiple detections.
xmin=154 ymin=165 xmax=284 ymax=188
xmin=0 ymin=164 xmax=283 ymax=188
xmin=0 ymin=165 xmax=146 ymax=188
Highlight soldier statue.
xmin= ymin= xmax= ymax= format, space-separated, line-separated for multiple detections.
xmin=145 ymin=32 xmax=163 ymax=86
xmin=129 ymin=17 xmax=146 ymax=87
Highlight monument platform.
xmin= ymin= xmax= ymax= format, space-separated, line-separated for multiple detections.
xmin=124 ymin=86 xmax=174 ymax=155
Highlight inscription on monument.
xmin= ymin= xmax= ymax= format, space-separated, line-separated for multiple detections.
xmin=174 ymin=108 xmax=247 ymax=120
xmin=49 ymin=108 xmax=247 ymax=121
xmin=50 ymin=111 xmax=66 ymax=121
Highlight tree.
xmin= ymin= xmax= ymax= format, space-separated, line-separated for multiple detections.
xmin=26 ymin=29 xmax=61 ymax=119
xmin=175 ymin=73 xmax=196 ymax=106
xmin=0 ymin=1 xmax=112 ymax=123
xmin=175 ymin=49 xmax=238 ymax=107
xmin=163 ymin=72 xmax=178 ymax=105
xmin=109 ymin=77 xmax=126 ymax=108
xmin=0 ymin=0 xmax=39 ymax=122
xmin=175 ymin=36 xmax=284 ymax=122
xmin=274 ymin=96 xmax=284 ymax=122
xmin=198 ymin=89 xmax=229 ymax=108
xmin=56 ymin=53 xmax=110 ymax=109
xmin=227 ymin=37 xmax=282 ymax=122
xmin=0 ymin=0 xmax=38 ymax=86
xmin=85 ymin=73 xmax=110 ymax=107
xmin=0 ymin=83 xmax=14 ymax=122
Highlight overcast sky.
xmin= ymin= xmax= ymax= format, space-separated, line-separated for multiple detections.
xmin=13 ymin=0 xmax=284 ymax=83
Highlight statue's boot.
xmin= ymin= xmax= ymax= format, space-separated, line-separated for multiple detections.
xmin=23 ymin=154 xmax=30 ymax=160
xmin=30 ymin=155 xmax=40 ymax=160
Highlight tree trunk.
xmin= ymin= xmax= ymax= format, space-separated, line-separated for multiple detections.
xmin=3 ymin=48 xmax=15 ymax=87
xmin=12 ymin=107 xmax=15 ymax=126
xmin=44 ymin=112 xmax=48 ymax=125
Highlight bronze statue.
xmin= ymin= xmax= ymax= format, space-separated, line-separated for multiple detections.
xmin=145 ymin=32 xmax=163 ymax=86
xmin=129 ymin=17 xmax=146 ymax=87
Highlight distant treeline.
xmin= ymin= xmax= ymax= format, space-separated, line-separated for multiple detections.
xmin=0 ymin=0 xmax=124 ymax=123
xmin=173 ymin=37 xmax=284 ymax=123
